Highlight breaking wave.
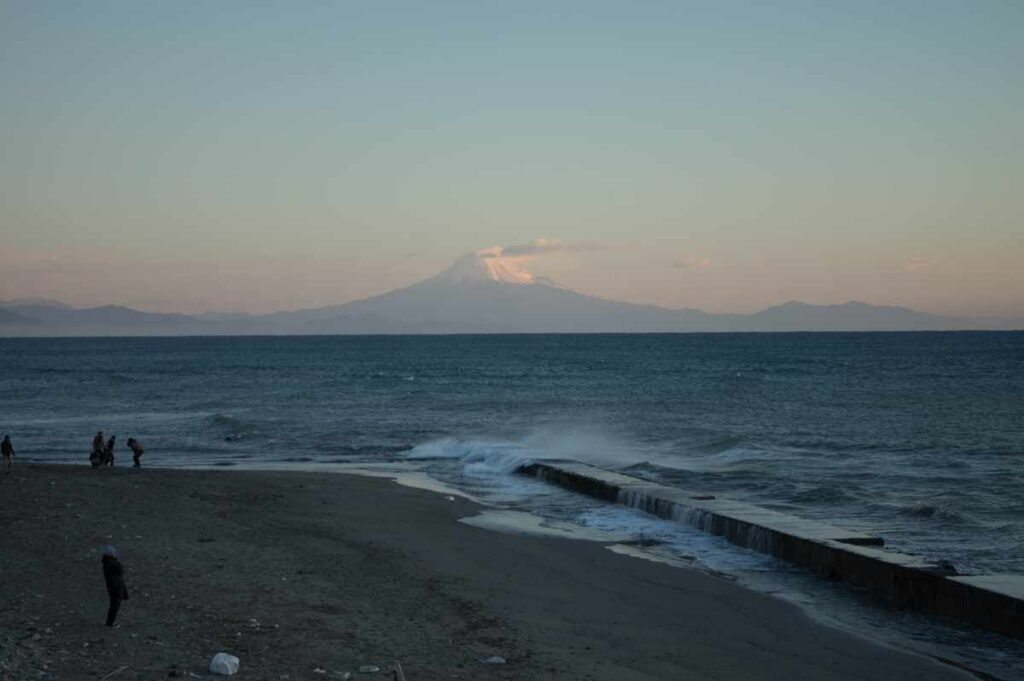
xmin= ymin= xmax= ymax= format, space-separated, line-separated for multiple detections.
xmin=205 ymin=413 xmax=262 ymax=441
xmin=403 ymin=426 xmax=691 ymax=478
xmin=404 ymin=438 xmax=531 ymax=475
xmin=906 ymin=503 xmax=972 ymax=523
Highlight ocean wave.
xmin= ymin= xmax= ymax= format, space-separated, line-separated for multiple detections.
xmin=316 ymin=444 xmax=411 ymax=459
xmin=674 ymin=447 xmax=784 ymax=474
xmin=790 ymin=484 xmax=858 ymax=504
xmin=205 ymin=413 xmax=262 ymax=441
xmin=693 ymin=435 xmax=747 ymax=454
xmin=207 ymin=413 xmax=252 ymax=429
xmin=404 ymin=426 xmax=675 ymax=477
xmin=907 ymin=503 xmax=972 ymax=523
xmin=869 ymin=501 xmax=975 ymax=525
xmin=404 ymin=438 xmax=531 ymax=476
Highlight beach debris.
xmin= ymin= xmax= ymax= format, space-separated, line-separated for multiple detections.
xmin=210 ymin=652 xmax=240 ymax=675
xmin=444 ymin=495 xmax=456 ymax=501
xmin=358 ymin=664 xmax=380 ymax=673
xmin=99 ymin=666 xmax=129 ymax=681
xmin=392 ymin=660 xmax=406 ymax=681
xmin=313 ymin=668 xmax=327 ymax=674
xmin=483 ymin=656 xmax=506 ymax=665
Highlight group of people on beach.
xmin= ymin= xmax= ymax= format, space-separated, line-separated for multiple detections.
xmin=0 ymin=433 xmax=146 ymax=472
xmin=90 ymin=431 xmax=145 ymax=468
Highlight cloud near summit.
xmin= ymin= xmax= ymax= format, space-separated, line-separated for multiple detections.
xmin=495 ymin=239 xmax=603 ymax=258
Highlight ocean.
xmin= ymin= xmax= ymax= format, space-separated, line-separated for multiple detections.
xmin=2 ymin=333 xmax=1022 ymax=676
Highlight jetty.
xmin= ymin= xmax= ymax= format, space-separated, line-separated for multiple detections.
xmin=519 ymin=459 xmax=1024 ymax=640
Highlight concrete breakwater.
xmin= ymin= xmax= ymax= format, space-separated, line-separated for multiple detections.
xmin=519 ymin=460 xmax=1024 ymax=640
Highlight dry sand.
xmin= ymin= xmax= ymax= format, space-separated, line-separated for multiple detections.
xmin=0 ymin=464 xmax=973 ymax=680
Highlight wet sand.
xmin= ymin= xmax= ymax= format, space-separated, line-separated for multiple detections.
xmin=0 ymin=464 xmax=972 ymax=680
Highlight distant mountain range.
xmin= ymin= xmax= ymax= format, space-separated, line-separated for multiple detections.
xmin=2 ymin=250 xmax=1021 ymax=336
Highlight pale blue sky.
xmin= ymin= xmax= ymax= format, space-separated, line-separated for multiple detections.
xmin=2 ymin=1 xmax=1021 ymax=314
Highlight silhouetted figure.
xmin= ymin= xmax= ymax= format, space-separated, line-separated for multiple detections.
xmin=105 ymin=435 xmax=117 ymax=466
xmin=1 ymin=435 xmax=13 ymax=474
xmin=101 ymin=545 xmax=129 ymax=627
xmin=90 ymin=432 xmax=104 ymax=467
xmin=126 ymin=438 xmax=144 ymax=468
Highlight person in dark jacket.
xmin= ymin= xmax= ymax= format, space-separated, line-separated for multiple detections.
xmin=1 ymin=435 xmax=13 ymax=474
xmin=126 ymin=438 xmax=144 ymax=468
xmin=91 ymin=432 xmax=104 ymax=467
xmin=104 ymin=435 xmax=117 ymax=466
xmin=101 ymin=545 xmax=129 ymax=626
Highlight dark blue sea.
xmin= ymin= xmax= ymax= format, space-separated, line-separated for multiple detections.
xmin=2 ymin=333 xmax=1023 ymax=676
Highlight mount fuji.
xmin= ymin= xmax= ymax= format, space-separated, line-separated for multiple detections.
xmin=262 ymin=247 xmax=719 ymax=334
xmin=2 ymin=248 xmax=1021 ymax=335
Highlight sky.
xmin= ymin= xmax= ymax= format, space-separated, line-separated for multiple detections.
xmin=1 ymin=1 xmax=1022 ymax=316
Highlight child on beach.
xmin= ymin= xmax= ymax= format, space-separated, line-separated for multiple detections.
xmin=1 ymin=435 xmax=12 ymax=474
xmin=101 ymin=545 xmax=129 ymax=627
xmin=126 ymin=438 xmax=144 ymax=468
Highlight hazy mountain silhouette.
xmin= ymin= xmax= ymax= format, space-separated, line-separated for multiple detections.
xmin=0 ymin=307 xmax=40 ymax=328
xmin=0 ymin=302 xmax=211 ymax=336
xmin=2 ymin=250 xmax=1021 ymax=335
xmin=0 ymin=297 xmax=74 ymax=310
xmin=733 ymin=300 xmax=989 ymax=332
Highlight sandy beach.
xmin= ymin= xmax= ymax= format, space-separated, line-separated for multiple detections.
xmin=0 ymin=464 xmax=973 ymax=681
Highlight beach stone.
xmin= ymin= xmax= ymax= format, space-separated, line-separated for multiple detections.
xmin=210 ymin=652 xmax=240 ymax=675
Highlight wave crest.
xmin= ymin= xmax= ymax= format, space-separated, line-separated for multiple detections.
xmin=405 ymin=438 xmax=531 ymax=475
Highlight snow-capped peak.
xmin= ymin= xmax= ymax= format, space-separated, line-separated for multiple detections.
xmin=432 ymin=247 xmax=548 ymax=286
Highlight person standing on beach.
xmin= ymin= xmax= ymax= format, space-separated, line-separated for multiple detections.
xmin=126 ymin=437 xmax=144 ymax=468
xmin=101 ymin=545 xmax=129 ymax=627
xmin=105 ymin=435 xmax=117 ymax=466
xmin=91 ymin=432 xmax=105 ymax=466
xmin=1 ymin=435 xmax=13 ymax=474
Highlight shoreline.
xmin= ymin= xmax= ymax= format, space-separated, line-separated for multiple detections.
xmin=1 ymin=464 xmax=976 ymax=680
